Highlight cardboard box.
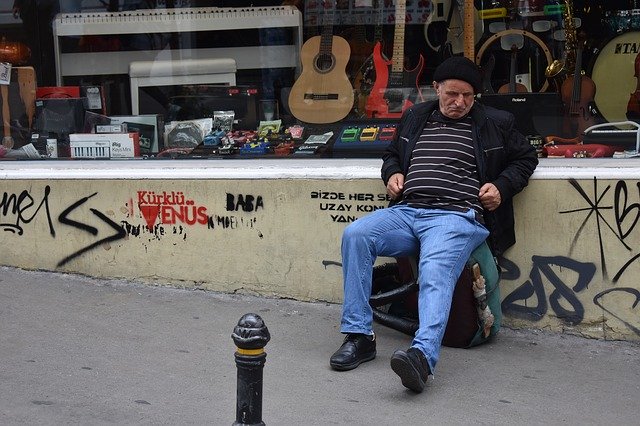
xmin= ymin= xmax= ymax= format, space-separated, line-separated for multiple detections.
xmin=36 ymin=86 xmax=81 ymax=99
xmin=34 ymin=98 xmax=85 ymax=136
xmin=69 ymin=133 xmax=140 ymax=158
xmin=36 ymin=85 xmax=106 ymax=114
xmin=30 ymin=133 xmax=59 ymax=158
xmin=109 ymin=114 xmax=163 ymax=154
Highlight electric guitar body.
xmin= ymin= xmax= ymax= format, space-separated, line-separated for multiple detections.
xmin=364 ymin=0 xmax=424 ymax=119
xmin=351 ymin=2 xmax=386 ymax=118
xmin=365 ymin=42 xmax=424 ymax=118
xmin=341 ymin=25 xmax=375 ymax=81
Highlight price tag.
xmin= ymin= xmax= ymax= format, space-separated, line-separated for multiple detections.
xmin=0 ymin=62 xmax=11 ymax=85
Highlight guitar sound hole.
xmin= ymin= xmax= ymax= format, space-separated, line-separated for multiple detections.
xmin=314 ymin=53 xmax=335 ymax=74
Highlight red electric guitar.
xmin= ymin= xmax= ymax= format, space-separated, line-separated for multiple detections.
xmin=364 ymin=0 xmax=424 ymax=119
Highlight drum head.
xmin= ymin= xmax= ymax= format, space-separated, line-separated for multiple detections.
xmin=590 ymin=31 xmax=640 ymax=123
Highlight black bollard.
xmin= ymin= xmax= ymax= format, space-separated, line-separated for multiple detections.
xmin=231 ymin=313 xmax=270 ymax=426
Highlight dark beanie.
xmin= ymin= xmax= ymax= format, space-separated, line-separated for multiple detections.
xmin=433 ymin=56 xmax=482 ymax=94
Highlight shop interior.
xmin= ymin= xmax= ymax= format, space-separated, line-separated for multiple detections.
xmin=0 ymin=0 xmax=638 ymax=160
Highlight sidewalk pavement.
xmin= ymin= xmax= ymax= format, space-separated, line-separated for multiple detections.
xmin=1 ymin=266 xmax=639 ymax=425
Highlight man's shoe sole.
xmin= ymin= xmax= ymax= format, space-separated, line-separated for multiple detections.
xmin=330 ymin=351 xmax=376 ymax=371
xmin=390 ymin=352 xmax=426 ymax=392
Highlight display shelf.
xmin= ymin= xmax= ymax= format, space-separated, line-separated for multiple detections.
xmin=52 ymin=6 xmax=303 ymax=85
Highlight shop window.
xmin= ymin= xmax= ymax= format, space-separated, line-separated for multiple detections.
xmin=0 ymin=0 xmax=638 ymax=160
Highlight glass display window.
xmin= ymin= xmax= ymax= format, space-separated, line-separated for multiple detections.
xmin=0 ymin=0 xmax=637 ymax=160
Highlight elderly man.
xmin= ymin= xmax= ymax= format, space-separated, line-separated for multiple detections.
xmin=329 ymin=56 xmax=538 ymax=393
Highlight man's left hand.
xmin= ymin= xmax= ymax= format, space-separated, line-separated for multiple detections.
xmin=479 ymin=183 xmax=501 ymax=211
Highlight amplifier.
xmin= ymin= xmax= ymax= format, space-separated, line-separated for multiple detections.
xmin=477 ymin=93 xmax=563 ymax=137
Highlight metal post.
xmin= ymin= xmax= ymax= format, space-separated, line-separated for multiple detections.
xmin=231 ymin=313 xmax=270 ymax=426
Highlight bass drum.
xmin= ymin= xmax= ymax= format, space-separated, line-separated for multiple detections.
xmin=589 ymin=31 xmax=640 ymax=124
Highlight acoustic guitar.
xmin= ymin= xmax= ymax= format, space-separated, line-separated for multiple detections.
xmin=288 ymin=1 xmax=354 ymax=124
xmin=365 ymin=0 xmax=424 ymax=119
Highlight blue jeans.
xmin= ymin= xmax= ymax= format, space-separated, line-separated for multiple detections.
xmin=340 ymin=204 xmax=490 ymax=373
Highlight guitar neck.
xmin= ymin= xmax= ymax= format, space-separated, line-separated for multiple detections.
xmin=509 ymin=50 xmax=517 ymax=91
xmin=374 ymin=0 xmax=384 ymax=42
xmin=319 ymin=1 xmax=335 ymax=55
xmin=391 ymin=0 xmax=407 ymax=73
xmin=570 ymin=48 xmax=583 ymax=113
xmin=463 ymin=0 xmax=475 ymax=61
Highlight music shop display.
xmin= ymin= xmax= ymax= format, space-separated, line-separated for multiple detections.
xmin=1 ymin=0 xmax=639 ymax=160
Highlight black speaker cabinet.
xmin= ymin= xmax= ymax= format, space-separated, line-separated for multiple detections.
xmin=478 ymin=93 xmax=563 ymax=138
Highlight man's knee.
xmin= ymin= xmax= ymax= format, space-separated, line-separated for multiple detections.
xmin=342 ymin=220 xmax=368 ymax=244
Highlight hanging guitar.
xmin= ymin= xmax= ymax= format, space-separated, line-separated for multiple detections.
xmin=352 ymin=0 xmax=386 ymax=118
xmin=288 ymin=0 xmax=354 ymax=124
xmin=560 ymin=32 xmax=598 ymax=138
xmin=340 ymin=14 xmax=375 ymax=82
xmin=365 ymin=0 xmax=424 ymax=119
xmin=424 ymin=0 xmax=483 ymax=58
xmin=498 ymin=44 xmax=529 ymax=93
xmin=463 ymin=0 xmax=476 ymax=61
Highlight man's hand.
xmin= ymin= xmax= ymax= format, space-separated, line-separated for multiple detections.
xmin=386 ymin=173 xmax=405 ymax=200
xmin=479 ymin=183 xmax=501 ymax=211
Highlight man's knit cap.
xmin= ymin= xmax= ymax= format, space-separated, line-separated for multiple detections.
xmin=433 ymin=56 xmax=482 ymax=94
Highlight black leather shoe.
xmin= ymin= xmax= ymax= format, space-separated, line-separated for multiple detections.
xmin=390 ymin=347 xmax=430 ymax=393
xmin=329 ymin=334 xmax=376 ymax=371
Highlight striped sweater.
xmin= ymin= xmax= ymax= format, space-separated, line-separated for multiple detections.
xmin=403 ymin=111 xmax=483 ymax=216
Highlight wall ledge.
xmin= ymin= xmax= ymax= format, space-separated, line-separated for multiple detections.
xmin=1 ymin=158 xmax=640 ymax=180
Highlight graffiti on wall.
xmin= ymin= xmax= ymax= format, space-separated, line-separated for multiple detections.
xmin=557 ymin=178 xmax=640 ymax=282
xmin=122 ymin=190 xmax=264 ymax=239
xmin=500 ymin=256 xmax=596 ymax=325
xmin=132 ymin=191 xmax=264 ymax=230
xmin=311 ymin=191 xmax=391 ymax=223
xmin=1 ymin=185 xmax=54 ymax=236
xmin=136 ymin=191 xmax=208 ymax=229
xmin=500 ymin=177 xmax=640 ymax=336
xmin=1 ymin=186 xmax=264 ymax=266
xmin=0 ymin=186 xmax=126 ymax=267
xmin=57 ymin=192 xmax=127 ymax=267
xmin=319 ymin=177 xmax=640 ymax=337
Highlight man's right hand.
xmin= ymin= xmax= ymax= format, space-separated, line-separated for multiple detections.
xmin=386 ymin=173 xmax=405 ymax=200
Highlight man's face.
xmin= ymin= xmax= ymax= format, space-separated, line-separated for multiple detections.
xmin=434 ymin=79 xmax=475 ymax=119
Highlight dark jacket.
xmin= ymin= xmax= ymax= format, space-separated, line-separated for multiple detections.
xmin=381 ymin=99 xmax=538 ymax=256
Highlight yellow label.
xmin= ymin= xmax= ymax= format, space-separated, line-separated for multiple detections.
xmin=236 ymin=348 xmax=265 ymax=356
